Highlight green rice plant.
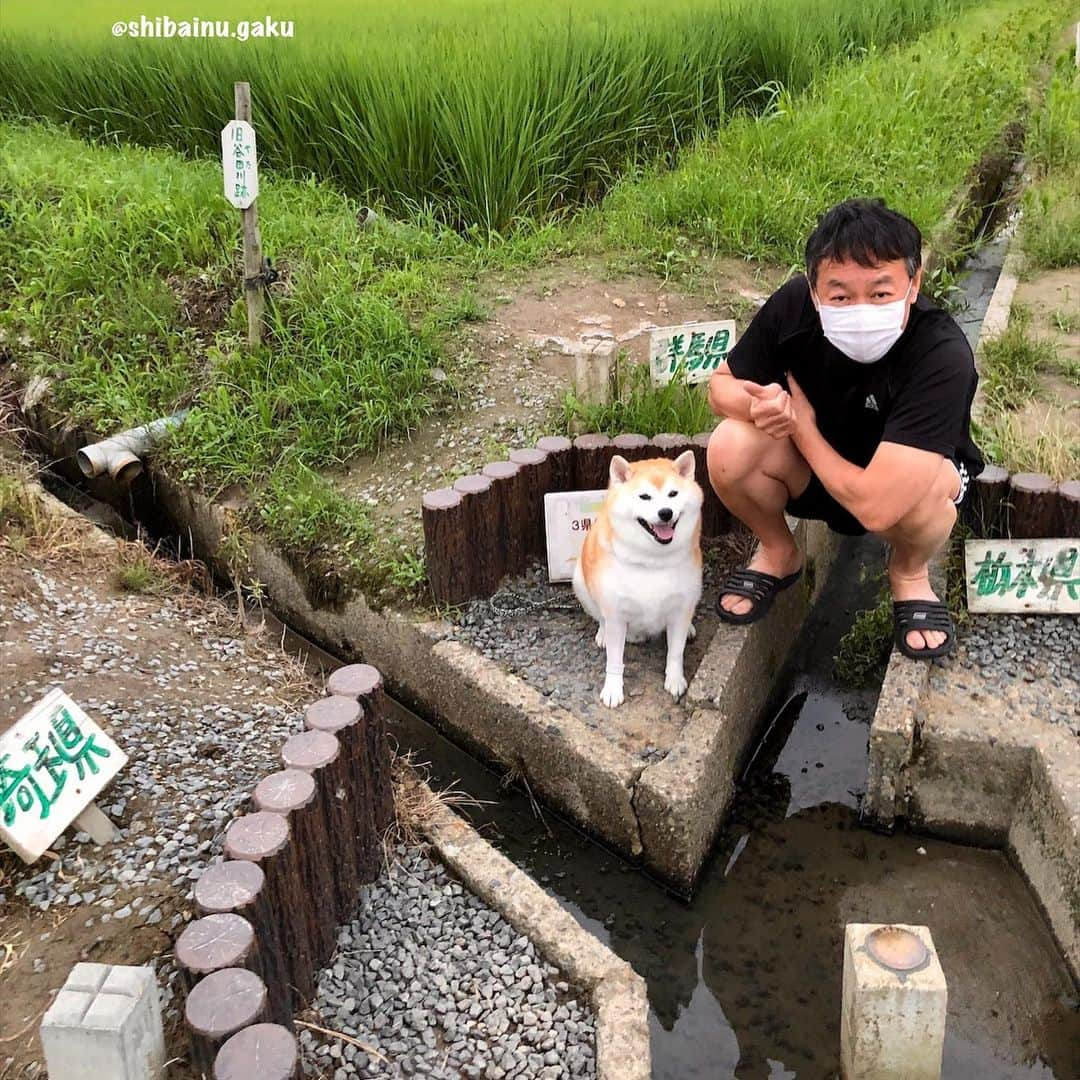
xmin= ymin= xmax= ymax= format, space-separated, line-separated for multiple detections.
xmin=563 ymin=360 xmax=715 ymax=437
xmin=596 ymin=0 xmax=1058 ymax=269
xmin=1023 ymin=177 xmax=1080 ymax=270
xmin=0 ymin=0 xmax=973 ymax=231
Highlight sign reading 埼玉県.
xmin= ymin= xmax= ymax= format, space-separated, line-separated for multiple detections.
xmin=221 ymin=119 xmax=258 ymax=209
xmin=0 ymin=689 xmax=128 ymax=863
xmin=650 ymin=319 xmax=737 ymax=387
xmin=965 ymin=539 xmax=1080 ymax=614
xmin=544 ymin=490 xmax=607 ymax=581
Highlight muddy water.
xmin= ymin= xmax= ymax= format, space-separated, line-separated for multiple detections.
xmin=385 ymin=536 xmax=1080 ymax=1078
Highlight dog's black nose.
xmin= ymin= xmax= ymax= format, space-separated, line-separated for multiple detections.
xmin=658 ymin=507 xmax=673 ymax=522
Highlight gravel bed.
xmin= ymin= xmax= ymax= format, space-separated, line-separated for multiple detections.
xmin=303 ymin=846 xmax=596 ymax=1080
xmin=447 ymin=540 xmax=742 ymax=735
xmin=931 ymin=613 xmax=1080 ymax=735
xmin=1 ymin=565 xmax=307 ymax=1029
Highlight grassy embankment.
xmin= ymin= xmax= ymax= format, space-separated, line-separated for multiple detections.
xmin=0 ymin=0 xmax=1064 ymax=607
xmin=0 ymin=0 xmax=969 ymax=232
xmin=976 ymin=61 xmax=1080 ymax=481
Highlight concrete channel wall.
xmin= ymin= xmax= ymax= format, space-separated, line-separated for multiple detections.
xmin=22 ymin=398 xmax=835 ymax=893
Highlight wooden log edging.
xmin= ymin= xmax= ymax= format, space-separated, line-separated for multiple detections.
xmin=420 ymin=428 xmax=740 ymax=604
xmin=181 ymin=665 xmax=396 ymax=1078
xmin=965 ymin=466 xmax=1080 ymax=540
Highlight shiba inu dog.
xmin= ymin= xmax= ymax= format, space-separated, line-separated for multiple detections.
xmin=572 ymin=451 xmax=703 ymax=708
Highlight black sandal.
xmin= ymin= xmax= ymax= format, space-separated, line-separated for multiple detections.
xmin=716 ymin=567 xmax=803 ymax=625
xmin=893 ymin=599 xmax=955 ymax=660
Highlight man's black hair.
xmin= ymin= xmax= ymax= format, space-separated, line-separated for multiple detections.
xmin=805 ymin=198 xmax=921 ymax=286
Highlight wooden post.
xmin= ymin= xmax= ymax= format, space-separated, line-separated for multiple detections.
xmin=649 ymin=433 xmax=695 ymax=459
xmin=1009 ymin=472 xmax=1057 ymax=539
xmin=536 ymin=435 xmax=574 ymax=491
xmin=611 ymin=433 xmax=650 ymax=462
xmin=1058 ymin=480 xmax=1080 ymax=538
xmin=482 ymin=460 xmax=529 ymax=576
xmin=176 ymin=913 xmax=259 ymax=995
xmin=234 ymin=82 xmax=265 ymax=349
xmin=453 ymin=473 xmax=502 ymax=595
xmin=509 ymin=448 xmax=551 ymax=561
xmin=969 ymin=464 xmax=1010 ymax=538
xmin=185 ymin=968 xmax=267 ymax=1079
xmin=692 ymin=431 xmax=728 ymax=538
xmin=573 ymin=433 xmax=614 ymax=490
xmin=214 ymin=1024 xmax=300 ymax=1080
xmin=421 ymin=487 xmax=471 ymax=606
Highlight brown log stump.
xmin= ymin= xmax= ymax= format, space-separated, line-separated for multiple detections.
xmin=611 ymin=433 xmax=650 ymax=462
xmin=176 ymin=913 xmax=258 ymax=996
xmin=1058 ymin=480 xmax=1080 ymax=538
xmin=304 ymin=695 xmax=376 ymax=904
xmin=224 ymin=811 xmax=313 ymax=1009
xmin=185 ymin=968 xmax=267 ymax=1079
xmin=421 ymin=487 xmax=470 ymax=606
xmin=537 ymin=435 xmax=574 ymax=491
xmin=692 ymin=431 xmax=729 ymax=538
xmin=482 ymin=460 xmax=528 ymax=577
xmin=509 ymin=447 xmax=551 ymax=560
xmin=648 ymin=433 xmax=694 ymax=460
xmin=253 ymin=769 xmax=337 ymax=968
xmin=325 ymin=664 xmax=394 ymax=842
xmin=452 ymin=473 xmax=502 ymax=596
xmin=1009 ymin=472 xmax=1057 ymax=539
xmin=573 ymin=433 xmax=613 ymax=491
xmin=192 ymin=862 xmax=290 ymax=1026
xmin=214 ymin=1023 xmax=300 ymax=1080
xmin=969 ymin=464 xmax=1009 ymax=538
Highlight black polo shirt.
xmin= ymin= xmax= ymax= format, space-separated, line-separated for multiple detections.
xmin=726 ymin=274 xmax=984 ymax=477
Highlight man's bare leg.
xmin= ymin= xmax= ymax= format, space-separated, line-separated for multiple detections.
xmin=707 ymin=420 xmax=812 ymax=617
xmin=878 ymin=458 xmax=961 ymax=653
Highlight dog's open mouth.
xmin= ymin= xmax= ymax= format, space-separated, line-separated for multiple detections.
xmin=638 ymin=516 xmax=678 ymax=544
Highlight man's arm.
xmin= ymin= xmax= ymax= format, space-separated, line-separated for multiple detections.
xmin=787 ymin=374 xmax=944 ymax=533
xmin=709 ymin=365 xmax=796 ymax=438
xmin=708 ymin=363 xmax=757 ymax=422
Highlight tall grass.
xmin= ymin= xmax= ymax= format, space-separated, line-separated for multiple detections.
xmin=597 ymin=0 xmax=1061 ymax=268
xmin=0 ymin=0 xmax=970 ymax=231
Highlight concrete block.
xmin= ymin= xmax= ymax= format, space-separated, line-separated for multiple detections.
xmin=41 ymin=963 xmax=165 ymax=1080
xmin=841 ymin=924 xmax=946 ymax=1080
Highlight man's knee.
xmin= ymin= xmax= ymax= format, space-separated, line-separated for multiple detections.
xmin=707 ymin=420 xmax=773 ymax=487
xmin=880 ymin=460 xmax=959 ymax=542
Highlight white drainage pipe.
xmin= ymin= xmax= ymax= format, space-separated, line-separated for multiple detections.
xmin=76 ymin=411 xmax=188 ymax=485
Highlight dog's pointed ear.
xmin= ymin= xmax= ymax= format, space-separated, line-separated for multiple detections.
xmin=609 ymin=455 xmax=631 ymax=485
xmin=674 ymin=449 xmax=696 ymax=480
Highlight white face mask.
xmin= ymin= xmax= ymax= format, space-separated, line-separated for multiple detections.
xmin=813 ymin=281 xmax=915 ymax=364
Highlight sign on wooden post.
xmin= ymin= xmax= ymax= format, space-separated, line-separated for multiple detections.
xmin=221 ymin=82 xmax=266 ymax=348
xmin=1 ymin=689 xmax=128 ymax=864
xmin=965 ymin=539 xmax=1080 ymax=614
xmin=544 ymin=489 xmax=606 ymax=581
xmin=650 ymin=319 xmax=737 ymax=387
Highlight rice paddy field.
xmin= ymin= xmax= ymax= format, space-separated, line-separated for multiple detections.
xmin=0 ymin=0 xmax=974 ymax=230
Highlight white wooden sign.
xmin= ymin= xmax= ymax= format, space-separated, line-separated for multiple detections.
xmin=965 ymin=539 xmax=1080 ymax=614
xmin=1 ymin=689 xmax=128 ymax=863
xmin=544 ymin=489 xmax=607 ymax=582
xmin=221 ymin=119 xmax=258 ymax=209
xmin=650 ymin=319 xmax=737 ymax=386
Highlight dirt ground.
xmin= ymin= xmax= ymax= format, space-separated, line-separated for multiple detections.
xmin=0 ymin=459 xmax=320 ymax=1079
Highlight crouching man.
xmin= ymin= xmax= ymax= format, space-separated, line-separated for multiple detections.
xmin=706 ymin=198 xmax=983 ymax=659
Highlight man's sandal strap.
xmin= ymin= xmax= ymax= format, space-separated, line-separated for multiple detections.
xmin=717 ymin=567 xmax=802 ymax=626
xmin=893 ymin=599 xmax=955 ymax=660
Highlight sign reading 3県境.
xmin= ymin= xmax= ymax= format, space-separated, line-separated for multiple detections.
xmin=221 ymin=119 xmax=258 ymax=209
xmin=1 ymin=689 xmax=128 ymax=864
xmin=964 ymin=539 xmax=1080 ymax=614
xmin=650 ymin=319 xmax=737 ymax=387
xmin=544 ymin=490 xmax=607 ymax=582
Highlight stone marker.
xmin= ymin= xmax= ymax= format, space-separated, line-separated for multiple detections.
xmin=841 ymin=923 xmax=946 ymax=1080
xmin=214 ymin=1022 xmax=300 ymax=1080
xmin=41 ymin=962 xmax=164 ymax=1080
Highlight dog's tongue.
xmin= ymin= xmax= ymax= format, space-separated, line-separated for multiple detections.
xmin=653 ymin=522 xmax=676 ymax=541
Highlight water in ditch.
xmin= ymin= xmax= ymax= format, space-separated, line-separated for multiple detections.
xmin=384 ymin=534 xmax=1080 ymax=1078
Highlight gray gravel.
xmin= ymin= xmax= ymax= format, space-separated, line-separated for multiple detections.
xmin=303 ymin=846 xmax=596 ymax=1080
xmin=932 ymin=613 xmax=1080 ymax=735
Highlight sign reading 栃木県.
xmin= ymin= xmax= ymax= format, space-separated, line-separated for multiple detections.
xmin=650 ymin=319 xmax=737 ymax=387
xmin=964 ymin=539 xmax=1079 ymax=614
xmin=221 ymin=119 xmax=258 ymax=210
xmin=0 ymin=689 xmax=128 ymax=863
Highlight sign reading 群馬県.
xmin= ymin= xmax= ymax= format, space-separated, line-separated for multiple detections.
xmin=650 ymin=319 xmax=737 ymax=387
xmin=221 ymin=120 xmax=259 ymax=209
xmin=965 ymin=539 xmax=1080 ymax=614
xmin=1 ymin=689 xmax=128 ymax=864
xmin=544 ymin=489 xmax=607 ymax=582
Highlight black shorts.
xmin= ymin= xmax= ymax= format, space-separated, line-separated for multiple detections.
xmin=785 ymin=460 xmax=971 ymax=537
